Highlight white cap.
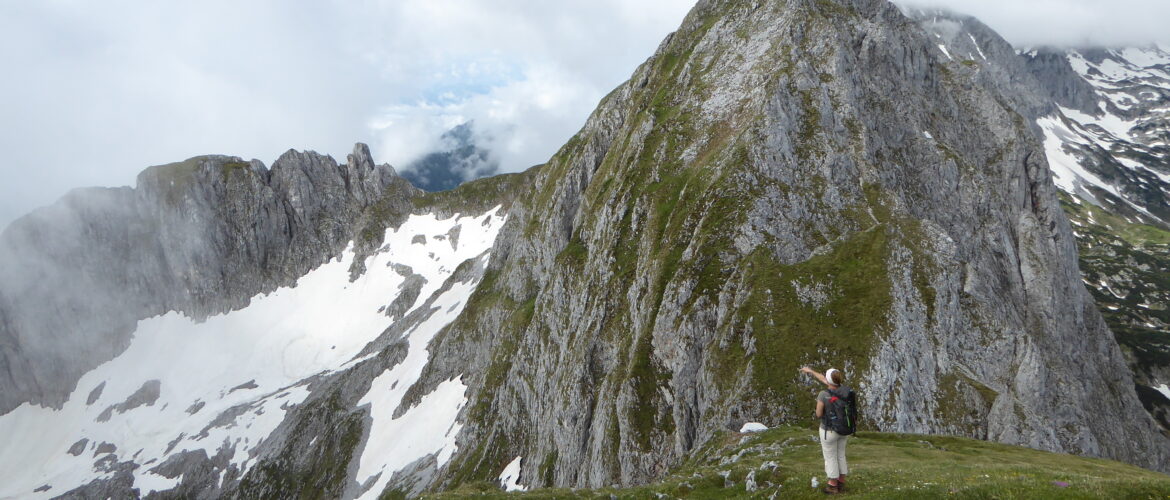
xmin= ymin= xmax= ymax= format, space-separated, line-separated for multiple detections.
xmin=826 ymin=368 xmax=840 ymax=384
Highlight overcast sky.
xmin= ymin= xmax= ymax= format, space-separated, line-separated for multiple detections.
xmin=1 ymin=0 xmax=1167 ymax=229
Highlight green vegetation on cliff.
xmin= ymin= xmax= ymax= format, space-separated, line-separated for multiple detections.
xmin=1060 ymin=193 xmax=1170 ymax=430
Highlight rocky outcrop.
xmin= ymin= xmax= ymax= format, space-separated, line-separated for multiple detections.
xmin=393 ymin=0 xmax=1170 ymax=490
xmin=906 ymin=8 xmax=1101 ymax=120
xmin=0 ymin=143 xmax=418 ymax=415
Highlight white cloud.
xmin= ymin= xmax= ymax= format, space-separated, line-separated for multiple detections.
xmin=2 ymin=0 xmax=1167 ymax=229
xmin=0 ymin=0 xmax=695 ymax=229
xmin=897 ymin=0 xmax=1170 ymax=47
xmin=347 ymin=0 xmax=697 ymax=170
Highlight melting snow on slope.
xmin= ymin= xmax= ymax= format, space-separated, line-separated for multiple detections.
xmin=1037 ymin=115 xmax=1115 ymax=195
xmin=968 ymin=33 xmax=986 ymax=60
xmin=356 ymin=374 xmax=468 ymax=500
xmin=1061 ymin=105 xmax=1138 ymax=143
xmin=0 ymin=207 xmax=505 ymax=499
xmin=1068 ymin=49 xmax=1161 ymax=83
xmin=352 ymin=270 xmax=481 ymax=499
xmin=1038 ymin=113 xmax=1165 ymax=227
xmin=937 ymin=44 xmax=954 ymax=61
xmin=1120 ymin=47 xmax=1170 ymax=66
xmin=498 ymin=456 xmax=527 ymax=492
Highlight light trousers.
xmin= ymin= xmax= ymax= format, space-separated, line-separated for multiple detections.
xmin=819 ymin=427 xmax=849 ymax=478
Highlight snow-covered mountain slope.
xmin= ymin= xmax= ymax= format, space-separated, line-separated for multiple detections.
xmin=0 ymin=144 xmax=417 ymax=417
xmin=0 ymin=207 xmax=505 ymax=499
xmin=1039 ymin=45 xmax=1170 ymax=226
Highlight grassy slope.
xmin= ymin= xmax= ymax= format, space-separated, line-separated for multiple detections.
xmin=426 ymin=427 xmax=1170 ymax=499
xmin=1060 ymin=194 xmax=1170 ymax=430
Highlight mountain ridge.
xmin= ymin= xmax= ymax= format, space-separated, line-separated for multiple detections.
xmin=0 ymin=144 xmax=418 ymax=416
xmin=408 ymin=0 xmax=1167 ymax=490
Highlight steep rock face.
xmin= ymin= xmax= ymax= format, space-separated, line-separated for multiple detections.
xmin=399 ymin=0 xmax=1169 ymax=490
xmin=0 ymin=144 xmax=416 ymax=415
xmin=910 ymin=4 xmax=1170 ymax=436
xmin=0 ymin=151 xmax=538 ymax=498
xmin=1023 ymin=48 xmax=1102 ymax=115
xmin=1009 ymin=42 xmax=1170 ymax=435
xmin=910 ymin=7 xmax=1170 ymax=439
xmin=3 ymin=0 xmax=1169 ymax=497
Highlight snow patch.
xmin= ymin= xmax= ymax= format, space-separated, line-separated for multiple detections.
xmin=1039 ymin=112 xmax=1167 ymax=225
xmin=136 ymin=472 xmax=183 ymax=496
xmin=740 ymin=422 xmax=768 ymax=433
xmin=1062 ymin=106 xmax=1137 ymax=142
xmin=1155 ymin=384 xmax=1170 ymax=401
xmin=1119 ymin=47 xmax=1170 ymax=69
xmin=499 ymin=456 xmax=527 ymax=492
xmin=937 ymin=44 xmax=954 ymax=61
xmin=968 ymin=33 xmax=986 ymax=60
xmin=1037 ymin=115 xmax=1113 ymax=195
xmin=356 ymin=376 xmax=468 ymax=500
xmin=352 ymin=272 xmax=484 ymax=498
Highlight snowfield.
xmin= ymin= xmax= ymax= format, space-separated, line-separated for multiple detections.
xmin=498 ymin=456 xmax=527 ymax=492
xmin=0 ymin=207 xmax=505 ymax=499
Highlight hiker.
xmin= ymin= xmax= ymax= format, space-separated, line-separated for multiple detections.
xmin=801 ymin=366 xmax=857 ymax=495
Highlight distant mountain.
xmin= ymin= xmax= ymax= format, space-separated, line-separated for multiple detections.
xmin=400 ymin=122 xmax=500 ymax=192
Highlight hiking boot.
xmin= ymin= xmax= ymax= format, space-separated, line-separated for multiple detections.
xmin=823 ymin=483 xmax=842 ymax=495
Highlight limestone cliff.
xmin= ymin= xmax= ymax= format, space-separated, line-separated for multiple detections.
xmin=405 ymin=0 xmax=1169 ymax=489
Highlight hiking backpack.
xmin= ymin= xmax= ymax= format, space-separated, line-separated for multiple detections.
xmin=823 ymin=386 xmax=857 ymax=436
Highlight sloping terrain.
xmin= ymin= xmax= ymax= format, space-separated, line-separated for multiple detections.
xmin=0 ymin=145 xmax=414 ymax=416
xmin=405 ymin=0 xmax=1167 ymax=492
xmin=1048 ymin=45 xmax=1170 ymax=226
xmin=0 ymin=148 xmax=535 ymax=498
xmin=0 ymin=206 xmax=505 ymax=498
xmin=429 ymin=427 xmax=1170 ymax=499
xmin=1040 ymin=47 xmax=1170 ymax=435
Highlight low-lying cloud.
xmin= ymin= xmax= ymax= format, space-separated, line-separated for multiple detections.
xmin=0 ymin=0 xmax=694 ymax=229
xmin=896 ymin=0 xmax=1170 ymax=47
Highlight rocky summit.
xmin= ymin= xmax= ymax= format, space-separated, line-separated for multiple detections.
xmin=0 ymin=0 xmax=1168 ymax=498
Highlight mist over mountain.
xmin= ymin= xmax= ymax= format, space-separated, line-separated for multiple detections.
xmin=0 ymin=0 xmax=1168 ymax=498
xmin=399 ymin=122 xmax=500 ymax=192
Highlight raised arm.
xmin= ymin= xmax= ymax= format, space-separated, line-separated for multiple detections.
xmin=800 ymin=366 xmax=830 ymax=387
